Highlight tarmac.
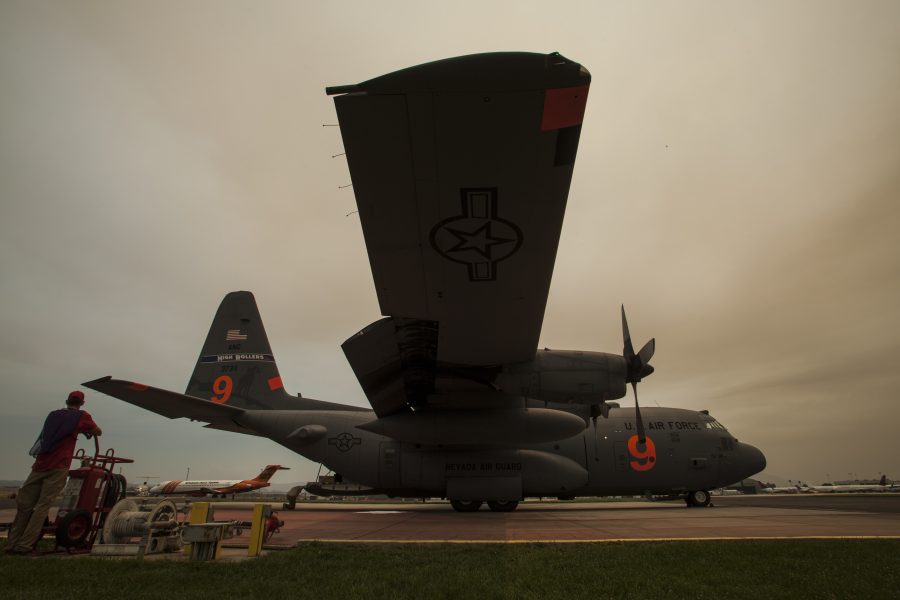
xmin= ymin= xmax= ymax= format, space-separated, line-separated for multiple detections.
xmin=217 ymin=494 xmax=900 ymax=545
xmin=3 ymin=495 xmax=900 ymax=548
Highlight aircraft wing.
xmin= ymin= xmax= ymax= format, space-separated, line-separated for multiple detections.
xmin=82 ymin=376 xmax=259 ymax=436
xmin=330 ymin=52 xmax=590 ymax=371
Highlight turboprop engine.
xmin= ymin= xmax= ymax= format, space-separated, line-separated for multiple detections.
xmin=494 ymin=350 xmax=628 ymax=404
xmin=495 ymin=306 xmax=657 ymax=443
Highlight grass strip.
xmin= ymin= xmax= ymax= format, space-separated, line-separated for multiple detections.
xmin=1 ymin=539 xmax=898 ymax=599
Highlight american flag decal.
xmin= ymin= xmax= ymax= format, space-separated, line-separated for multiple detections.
xmin=225 ymin=329 xmax=248 ymax=341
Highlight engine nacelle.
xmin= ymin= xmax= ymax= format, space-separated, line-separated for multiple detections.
xmin=495 ymin=350 xmax=627 ymax=404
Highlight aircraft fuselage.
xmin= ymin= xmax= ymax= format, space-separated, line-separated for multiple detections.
xmin=238 ymin=404 xmax=765 ymax=500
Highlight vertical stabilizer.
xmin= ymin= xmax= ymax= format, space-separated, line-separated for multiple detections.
xmin=254 ymin=465 xmax=288 ymax=482
xmin=186 ymin=291 xmax=293 ymax=410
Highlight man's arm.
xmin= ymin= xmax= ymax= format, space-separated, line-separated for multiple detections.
xmin=78 ymin=411 xmax=102 ymax=437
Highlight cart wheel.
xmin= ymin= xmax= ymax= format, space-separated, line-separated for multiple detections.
xmin=56 ymin=509 xmax=92 ymax=547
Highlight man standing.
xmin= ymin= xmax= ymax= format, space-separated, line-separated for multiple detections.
xmin=5 ymin=391 xmax=102 ymax=555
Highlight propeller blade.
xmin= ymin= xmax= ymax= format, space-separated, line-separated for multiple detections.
xmin=623 ymin=307 xmax=655 ymax=380
xmin=621 ymin=305 xmax=634 ymax=359
xmin=621 ymin=306 xmax=651 ymax=445
xmin=637 ymin=338 xmax=655 ymax=366
xmin=632 ymin=381 xmax=646 ymax=444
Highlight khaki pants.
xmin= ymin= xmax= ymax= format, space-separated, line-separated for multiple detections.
xmin=6 ymin=468 xmax=68 ymax=551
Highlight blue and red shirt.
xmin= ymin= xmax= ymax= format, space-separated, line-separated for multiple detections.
xmin=32 ymin=409 xmax=99 ymax=471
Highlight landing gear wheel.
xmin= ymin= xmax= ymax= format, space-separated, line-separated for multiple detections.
xmin=56 ymin=509 xmax=92 ymax=548
xmin=685 ymin=490 xmax=711 ymax=507
xmin=487 ymin=501 xmax=519 ymax=512
xmin=450 ymin=500 xmax=483 ymax=512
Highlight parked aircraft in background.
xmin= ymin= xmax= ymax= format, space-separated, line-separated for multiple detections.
xmin=148 ymin=465 xmax=288 ymax=497
xmin=761 ymin=475 xmax=895 ymax=494
xmin=86 ymin=52 xmax=765 ymax=512
xmin=760 ymin=481 xmax=806 ymax=494
xmin=805 ymin=475 xmax=894 ymax=493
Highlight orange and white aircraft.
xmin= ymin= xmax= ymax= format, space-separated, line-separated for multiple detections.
xmin=148 ymin=465 xmax=289 ymax=497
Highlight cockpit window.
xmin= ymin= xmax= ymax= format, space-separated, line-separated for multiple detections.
xmin=704 ymin=420 xmax=728 ymax=431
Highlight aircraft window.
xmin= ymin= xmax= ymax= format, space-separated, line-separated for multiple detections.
xmin=704 ymin=420 xmax=728 ymax=431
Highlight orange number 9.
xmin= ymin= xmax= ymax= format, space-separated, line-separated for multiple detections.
xmin=627 ymin=435 xmax=657 ymax=472
xmin=211 ymin=375 xmax=233 ymax=404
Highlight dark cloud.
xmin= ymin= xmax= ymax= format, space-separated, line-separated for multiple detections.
xmin=2 ymin=1 xmax=899 ymax=485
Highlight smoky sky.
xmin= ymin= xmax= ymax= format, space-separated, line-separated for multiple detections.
xmin=2 ymin=1 xmax=899 ymax=486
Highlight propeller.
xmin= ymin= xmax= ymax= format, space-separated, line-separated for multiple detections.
xmin=622 ymin=305 xmax=655 ymax=445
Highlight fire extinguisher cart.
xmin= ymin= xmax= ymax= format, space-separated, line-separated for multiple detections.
xmin=51 ymin=437 xmax=133 ymax=551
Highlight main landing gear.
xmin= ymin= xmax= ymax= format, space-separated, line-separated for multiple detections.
xmin=685 ymin=490 xmax=712 ymax=507
xmin=450 ymin=500 xmax=481 ymax=512
xmin=450 ymin=500 xmax=520 ymax=512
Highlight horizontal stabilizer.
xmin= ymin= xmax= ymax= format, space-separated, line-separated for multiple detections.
xmin=83 ymin=376 xmax=255 ymax=435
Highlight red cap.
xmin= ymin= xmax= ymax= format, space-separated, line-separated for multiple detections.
xmin=67 ymin=390 xmax=85 ymax=405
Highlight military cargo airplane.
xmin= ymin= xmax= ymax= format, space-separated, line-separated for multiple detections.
xmin=85 ymin=52 xmax=765 ymax=512
xmin=148 ymin=465 xmax=288 ymax=497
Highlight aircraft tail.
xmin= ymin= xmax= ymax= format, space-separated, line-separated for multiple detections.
xmin=85 ymin=292 xmax=366 ymax=431
xmin=186 ymin=291 xmax=298 ymax=410
xmin=254 ymin=465 xmax=289 ymax=482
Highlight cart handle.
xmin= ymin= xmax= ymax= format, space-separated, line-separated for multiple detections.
xmin=71 ymin=436 xmax=134 ymax=466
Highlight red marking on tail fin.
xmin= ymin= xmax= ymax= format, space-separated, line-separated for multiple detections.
xmin=255 ymin=464 xmax=284 ymax=481
xmin=128 ymin=382 xmax=149 ymax=391
xmin=541 ymin=85 xmax=590 ymax=131
xmin=267 ymin=376 xmax=283 ymax=391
